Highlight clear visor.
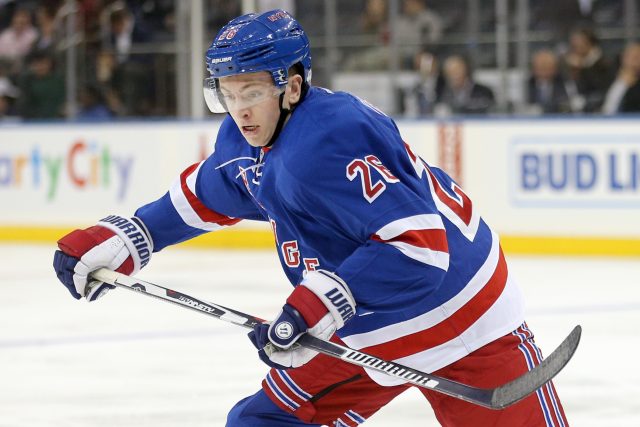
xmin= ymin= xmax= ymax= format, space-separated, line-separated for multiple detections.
xmin=203 ymin=77 xmax=286 ymax=113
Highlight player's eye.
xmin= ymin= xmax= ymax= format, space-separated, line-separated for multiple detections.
xmin=245 ymin=90 xmax=263 ymax=100
xmin=221 ymin=92 xmax=236 ymax=102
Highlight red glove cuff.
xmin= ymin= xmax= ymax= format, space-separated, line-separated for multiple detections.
xmin=57 ymin=226 xmax=117 ymax=259
xmin=286 ymin=285 xmax=329 ymax=327
xmin=57 ymin=226 xmax=137 ymax=275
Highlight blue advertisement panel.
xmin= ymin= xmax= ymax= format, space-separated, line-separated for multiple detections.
xmin=510 ymin=135 xmax=640 ymax=208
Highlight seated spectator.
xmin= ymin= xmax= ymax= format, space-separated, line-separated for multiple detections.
xmin=602 ymin=42 xmax=640 ymax=114
xmin=396 ymin=0 xmax=443 ymax=68
xmin=436 ymin=54 xmax=495 ymax=115
xmin=0 ymin=70 xmax=18 ymax=119
xmin=77 ymin=84 xmax=113 ymax=121
xmin=151 ymin=9 xmax=176 ymax=42
xmin=0 ymin=58 xmax=17 ymax=95
xmin=101 ymin=6 xmax=155 ymax=116
xmin=93 ymin=49 xmax=126 ymax=116
xmin=0 ymin=1 xmax=15 ymax=30
xmin=526 ymin=49 xmax=572 ymax=114
xmin=0 ymin=8 xmax=39 ymax=71
xmin=563 ymin=27 xmax=613 ymax=112
xmin=32 ymin=5 xmax=59 ymax=52
xmin=343 ymin=0 xmax=389 ymax=71
xmin=531 ymin=0 xmax=594 ymax=46
xmin=0 ymin=93 xmax=14 ymax=118
xmin=132 ymin=0 xmax=175 ymax=36
xmin=17 ymin=50 xmax=65 ymax=119
xmin=402 ymin=49 xmax=445 ymax=116
xmin=108 ymin=7 xmax=151 ymax=64
xmin=360 ymin=0 xmax=388 ymax=37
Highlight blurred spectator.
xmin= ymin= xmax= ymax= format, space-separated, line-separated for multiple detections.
xmin=151 ymin=8 xmax=175 ymax=42
xmin=526 ymin=49 xmax=572 ymax=114
xmin=396 ymin=0 xmax=443 ymax=68
xmin=100 ymin=5 xmax=156 ymax=116
xmin=31 ymin=5 xmax=59 ymax=52
xmin=95 ymin=48 xmax=117 ymax=84
xmin=0 ymin=8 xmax=38 ymax=71
xmin=0 ymin=61 xmax=18 ymax=118
xmin=92 ymin=49 xmax=127 ymax=115
xmin=602 ymin=42 xmax=640 ymax=114
xmin=107 ymin=6 xmax=151 ymax=64
xmin=0 ymin=57 xmax=16 ymax=91
xmin=402 ymin=49 xmax=445 ymax=116
xmin=77 ymin=83 xmax=112 ymax=121
xmin=591 ymin=0 xmax=624 ymax=29
xmin=347 ymin=0 xmax=443 ymax=72
xmin=112 ymin=61 xmax=155 ymax=116
xmin=344 ymin=0 xmax=389 ymax=71
xmin=436 ymin=54 xmax=495 ymax=115
xmin=360 ymin=0 xmax=388 ymax=36
xmin=132 ymin=0 xmax=174 ymax=34
xmin=563 ymin=27 xmax=613 ymax=112
xmin=78 ymin=0 xmax=103 ymax=46
xmin=531 ymin=0 xmax=594 ymax=45
xmin=0 ymin=0 xmax=16 ymax=29
xmin=17 ymin=50 xmax=65 ymax=119
xmin=0 ymin=92 xmax=15 ymax=118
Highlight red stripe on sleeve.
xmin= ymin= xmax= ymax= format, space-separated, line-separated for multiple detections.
xmin=180 ymin=163 xmax=241 ymax=226
xmin=372 ymin=228 xmax=448 ymax=253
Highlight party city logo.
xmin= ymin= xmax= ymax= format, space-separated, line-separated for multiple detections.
xmin=0 ymin=140 xmax=134 ymax=201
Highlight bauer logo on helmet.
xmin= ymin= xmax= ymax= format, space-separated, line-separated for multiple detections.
xmin=211 ymin=56 xmax=232 ymax=64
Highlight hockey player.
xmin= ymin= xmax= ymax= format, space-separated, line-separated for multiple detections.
xmin=52 ymin=9 xmax=569 ymax=427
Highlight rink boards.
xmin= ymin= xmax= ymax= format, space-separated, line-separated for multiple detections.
xmin=1 ymin=117 xmax=639 ymax=256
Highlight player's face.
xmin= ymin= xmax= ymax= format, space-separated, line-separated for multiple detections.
xmin=219 ymin=72 xmax=283 ymax=147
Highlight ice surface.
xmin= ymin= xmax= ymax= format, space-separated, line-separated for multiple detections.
xmin=1 ymin=244 xmax=638 ymax=426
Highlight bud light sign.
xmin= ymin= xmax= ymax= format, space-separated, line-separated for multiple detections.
xmin=510 ymin=135 xmax=640 ymax=207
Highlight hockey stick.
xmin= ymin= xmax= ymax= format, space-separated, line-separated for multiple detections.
xmin=90 ymin=268 xmax=581 ymax=410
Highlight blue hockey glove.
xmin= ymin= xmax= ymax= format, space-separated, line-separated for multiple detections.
xmin=53 ymin=215 xmax=152 ymax=301
xmin=249 ymin=304 xmax=312 ymax=370
xmin=248 ymin=270 xmax=356 ymax=369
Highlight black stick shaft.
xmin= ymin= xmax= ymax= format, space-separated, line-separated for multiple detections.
xmin=90 ymin=268 xmax=580 ymax=410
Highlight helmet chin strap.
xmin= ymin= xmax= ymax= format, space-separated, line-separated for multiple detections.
xmin=265 ymin=81 xmax=309 ymax=148
xmin=265 ymin=92 xmax=290 ymax=148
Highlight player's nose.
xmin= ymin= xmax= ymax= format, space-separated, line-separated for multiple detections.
xmin=239 ymin=107 xmax=252 ymax=119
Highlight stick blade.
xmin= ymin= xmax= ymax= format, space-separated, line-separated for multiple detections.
xmin=490 ymin=325 xmax=582 ymax=409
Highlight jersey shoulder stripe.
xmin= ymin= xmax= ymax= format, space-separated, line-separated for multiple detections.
xmin=372 ymin=214 xmax=449 ymax=271
xmin=169 ymin=161 xmax=241 ymax=231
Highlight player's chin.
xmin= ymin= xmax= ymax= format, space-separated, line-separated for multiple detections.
xmin=245 ymin=134 xmax=271 ymax=147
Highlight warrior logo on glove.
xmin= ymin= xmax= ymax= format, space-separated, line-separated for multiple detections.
xmin=324 ymin=287 xmax=355 ymax=323
xmin=53 ymin=215 xmax=153 ymax=301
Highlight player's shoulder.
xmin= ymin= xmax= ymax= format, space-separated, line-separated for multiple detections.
xmin=299 ymin=87 xmax=392 ymax=130
xmin=281 ymin=88 xmax=401 ymax=182
xmin=292 ymin=87 xmax=398 ymax=152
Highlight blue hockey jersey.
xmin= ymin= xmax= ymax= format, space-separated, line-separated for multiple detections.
xmin=135 ymin=86 xmax=525 ymax=385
